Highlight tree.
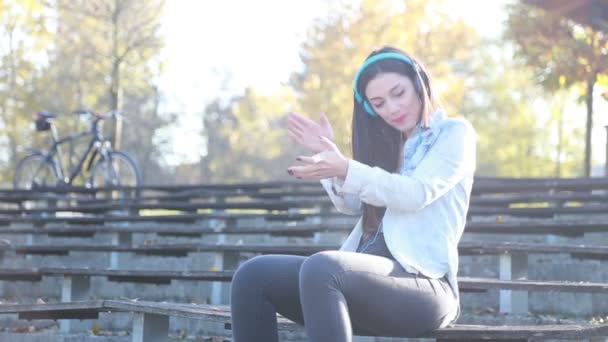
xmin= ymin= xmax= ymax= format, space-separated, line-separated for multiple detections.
xmin=0 ymin=0 xmax=52 ymax=183
xmin=461 ymin=48 xmax=584 ymax=177
xmin=54 ymin=0 xmax=165 ymax=150
xmin=200 ymin=87 xmax=301 ymax=183
xmin=505 ymin=2 xmax=608 ymax=176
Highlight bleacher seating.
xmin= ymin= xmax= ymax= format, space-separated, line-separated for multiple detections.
xmin=0 ymin=177 xmax=607 ymax=341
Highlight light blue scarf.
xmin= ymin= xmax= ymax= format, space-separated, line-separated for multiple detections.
xmin=399 ymin=110 xmax=445 ymax=175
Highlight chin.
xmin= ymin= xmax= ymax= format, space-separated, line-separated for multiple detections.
xmin=400 ymin=123 xmax=417 ymax=136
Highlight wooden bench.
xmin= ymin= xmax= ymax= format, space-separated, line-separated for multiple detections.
xmin=1 ymin=177 xmax=607 ymax=340
xmin=0 ymin=211 xmax=357 ymax=226
xmin=3 ymin=184 xmax=608 ymax=214
xmin=3 ymin=240 xmax=608 ymax=259
xmin=2 ymin=240 xmax=608 ymax=314
xmin=0 ymin=300 xmax=606 ymax=342
xmin=2 ymin=219 xmax=608 ymax=242
xmin=3 ymin=176 xmax=606 ymax=217
xmin=1 ymin=266 xmax=607 ymax=297
xmin=3 ymin=203 xmax=607 ymax=234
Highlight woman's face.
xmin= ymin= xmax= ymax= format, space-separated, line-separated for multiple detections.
xmin=364 ymin=72 xmax=422 ymax=138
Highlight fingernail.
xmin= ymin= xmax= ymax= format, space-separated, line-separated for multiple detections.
xmin=296 ymin=157 xmax=302 ymax=161
xmin=287 ymin=169 xmax=293 ymax=175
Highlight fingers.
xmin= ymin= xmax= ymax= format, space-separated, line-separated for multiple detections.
xmin=319 ymin=112 xmax=331 ymax=128
xmin=287 ymin=116 xmax=305 ymax=135
xmin=287 ymin=130 xmax=303 ymax=144
xmin=319 ymin=135 xmax=333 ymax=146
xmin=286 ymin=165 xmax=331 ymax=180
xmin=287 ymin=124 xmax=303 ymax=140
xmin=318 ymin=135 xmax=339 ymax=152
xmin=288 ymin=153 xmax=326 ymax=179
xmin=289 ymin=112 xmax=317 ymax=127
xmin=296 ymin=155 xmax=322 ymax=164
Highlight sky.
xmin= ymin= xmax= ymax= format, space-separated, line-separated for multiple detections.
xmin=156 ymin=0 xmax=607 ymax=171
xmin=157 ymin=0 xmax=328 ymax=166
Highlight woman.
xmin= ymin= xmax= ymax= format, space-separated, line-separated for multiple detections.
xmin=230 ymin=46 xmax=477 ymax=342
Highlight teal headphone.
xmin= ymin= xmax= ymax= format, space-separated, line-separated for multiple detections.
xmin=353 ymin=52 xmax=425 ymax=117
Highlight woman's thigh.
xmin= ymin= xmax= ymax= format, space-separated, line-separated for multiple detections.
xmin=304 ymin=251 xmax=455 ymax=337
xmin=231 ymin=254 xmax=306 ymax=325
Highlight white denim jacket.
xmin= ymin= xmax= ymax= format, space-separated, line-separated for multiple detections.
xmin=320 ymin=110 xmax=477 ymax=327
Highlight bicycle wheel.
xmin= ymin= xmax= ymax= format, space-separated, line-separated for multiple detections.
xmin=90 ymin=150 xmax=141 ymax=189
xmin=14 ymin=154 xmax=58 ymax=189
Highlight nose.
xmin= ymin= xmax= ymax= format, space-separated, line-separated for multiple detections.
xmin=386 ymin=98 xmax=400 ymax=115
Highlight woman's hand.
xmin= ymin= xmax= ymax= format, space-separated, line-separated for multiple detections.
xmin=287 ymin=112 xmax=335 ymax=153
xmin=287 ymin=136 xmax=349 ymax=180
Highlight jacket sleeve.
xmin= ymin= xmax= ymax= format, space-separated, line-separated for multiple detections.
xmin=340 ymin=120 xmax=477 ymax=212
xmin=320 ymin=177 xmax=362 ymax=215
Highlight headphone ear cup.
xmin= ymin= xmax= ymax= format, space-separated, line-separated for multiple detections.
xmin=363 ymin=101 xmax=376 ymax=117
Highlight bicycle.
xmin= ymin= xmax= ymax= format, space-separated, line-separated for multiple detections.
xmin=13 ymin=109 xmax=142 ymax=192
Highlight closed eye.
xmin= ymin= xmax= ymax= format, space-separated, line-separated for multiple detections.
xmin=371 ymin=101 xmax=384 ymax=108
xmin=369 ymin=84 xmax=405 ymax=108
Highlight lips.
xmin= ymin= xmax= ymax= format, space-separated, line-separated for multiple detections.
xmin=391 ymin=114 xmax=407 ymax=124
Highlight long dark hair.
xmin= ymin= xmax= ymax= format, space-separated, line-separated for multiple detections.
xmin=351 ymin=46 xmax=438 ymax=235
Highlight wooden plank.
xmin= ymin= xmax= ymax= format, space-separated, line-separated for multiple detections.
xmin=3 ymin=220 xmax=608 ymax=238
xmin=1 ymin=300 xmax=607 ymax=339
xmin=0 ymin=300 xmax=104 ymax=313
xmin=471 ymin=178 xmax=608 ymax=193
xmin=8 ymin=243 xmax=334 ymax=257
xmin=40 ymin=268 xmax=234 ymax=283
xmin=458 ymin=241 xmax=608 ymax=258
xmin=0 ymin=176 xmax=604 ymax=194
xmin=0 ymin=268 xmax=41 ymax=281
xmin=468 ymin=205 xmax=608 ymax=217
xmin=4 ymin=191 xmax=607 ymax=213
xmin=0 ymin=212 xmax=316 ymax=226
xmin=459 ymin=276 xmax=608 ymax=293
xmin=0 ymin=222 xmax=354 ymax=236
xmin=0 ymin=199 xmax=325 ymax=215
xmin=427 ymin=323 xmax=608 ymax=339
xmin=470 ymin=192 xmax=608 ymax=206
xmin=6 ymin=241 xmax=608 ymax=260
xmin=2 ymin=204 xmax=607 ymax=226
xmin=465 ymin=220 xmax=608 ymax=235
xmin=1 ymin=267 xmax=607 ymax=295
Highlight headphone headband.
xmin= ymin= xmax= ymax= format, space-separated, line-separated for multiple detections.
xmin=353 ymin=52 xmax=422 ymax=117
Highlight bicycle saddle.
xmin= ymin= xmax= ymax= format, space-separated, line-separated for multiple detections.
xmin=37 ymin=111 xmax=57 ymax=119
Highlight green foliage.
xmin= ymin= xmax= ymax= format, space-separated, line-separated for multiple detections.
xmin=505 ymin=1 xmax=608 ymax=176
xmin=201 ymin=87 xmax=302 ymax=182
xmin=461 ymin=48 xmax=585 ymax=177
xmin=0 ymin=0 xmax=52 ymax=182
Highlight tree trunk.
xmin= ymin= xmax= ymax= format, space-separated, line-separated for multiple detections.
xmin=584 ymin=74 xmax=596 ymax=177
xmin=556 ymin=106 xmax=563 ymax=178
xmin=109 ymin=0 xmax=122 ymax=150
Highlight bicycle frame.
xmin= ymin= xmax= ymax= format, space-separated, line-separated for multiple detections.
xmin=43 ymin=116 xmax=111 ymax=186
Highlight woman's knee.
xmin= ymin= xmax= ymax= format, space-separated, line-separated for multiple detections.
xmin=300 ymin=251 xmax=347 ymax=285
xmin=232 ymin=255 xmax=271 ymax=291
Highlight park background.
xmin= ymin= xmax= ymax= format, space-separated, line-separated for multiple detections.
xmin=1 ymin=0 xmax=607 ymax=186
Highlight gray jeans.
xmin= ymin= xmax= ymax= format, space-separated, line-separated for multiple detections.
xmin=230 ymin=232 xmax=455 ymax=342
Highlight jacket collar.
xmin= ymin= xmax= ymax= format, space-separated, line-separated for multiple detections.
xmin=417 ymin=108 xmax=446 ymax=142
